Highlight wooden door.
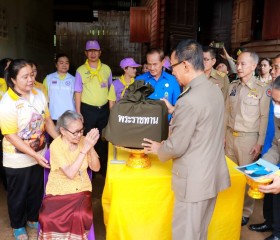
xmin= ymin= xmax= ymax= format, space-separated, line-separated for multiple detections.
xmin=233 ymin=0 xmax=253 ymax=43
xmin=130 ymin=7 xmax=151 ymax=42
xmin=197 ymin=0 xmax=233 ymax=50
xmin=164 ymin=0 xmax=198 ymax=54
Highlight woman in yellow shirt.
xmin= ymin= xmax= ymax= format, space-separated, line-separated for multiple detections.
xmin=39 ymin=110 xmax=100 ymax=240
xmin=0 ymin=59 xmax=58 ymax=240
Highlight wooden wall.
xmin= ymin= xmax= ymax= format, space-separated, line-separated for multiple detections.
xmin=240 ymin=40 xmax=280 ymax=58
xmin=231 ymin=0 xmax=280 ymax=57
xmin=139 ymin=0 xmax=198 ymax=55
xmin=55 ymin=11 xmax=142 ymax=76
xmin=137 ymin=0 xmax=280 ymax=58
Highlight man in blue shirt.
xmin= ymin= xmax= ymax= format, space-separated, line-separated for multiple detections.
xmin=136 ymin=48 xmax=181 ymax=112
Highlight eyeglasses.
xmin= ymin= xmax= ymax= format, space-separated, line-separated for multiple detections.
xmin=170 ymin=61 xmax=183 ymax=71
xmin=64 ymin=127 xmax=85 ymax=137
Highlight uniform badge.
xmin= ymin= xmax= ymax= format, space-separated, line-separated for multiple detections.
xmin=266 ymin=88 xmax=272 ymax=97
xmin=230 ymin=87 xmax=236 ymax=96
xmin=101 ymin=82 xmax=107 ymax=88
xmin=65 ymin=81 xmax=71 ymax=86
xmin=177 ymin=86 xmax=191 ymax=100
xmin=248 ymin=88 xmax=258 ymax=99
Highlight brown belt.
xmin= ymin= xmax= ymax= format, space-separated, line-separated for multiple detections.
xmin=229 ymin=128 xmax=258 ymax=137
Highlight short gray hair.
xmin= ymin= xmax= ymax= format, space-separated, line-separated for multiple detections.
xmin=56 ymin=110 xmax=83 ymax=134
xmin=242 ymin=50 xmax=259 ymax=65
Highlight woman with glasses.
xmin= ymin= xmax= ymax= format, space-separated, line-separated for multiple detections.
xmin=0 ymin=59 xmax=58 ymax=240
xmin=38 ymin=110 xmax=100 ymax=240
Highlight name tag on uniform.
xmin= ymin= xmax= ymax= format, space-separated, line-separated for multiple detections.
xmin=52 ymin=81 xmax=57 ymax=84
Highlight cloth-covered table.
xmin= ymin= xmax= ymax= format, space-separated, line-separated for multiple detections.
xmin=102 ymin=144 xmax=246 ymax=240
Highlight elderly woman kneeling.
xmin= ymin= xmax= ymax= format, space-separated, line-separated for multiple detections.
xmin=38 ymin=110 xmax=100 ymax=240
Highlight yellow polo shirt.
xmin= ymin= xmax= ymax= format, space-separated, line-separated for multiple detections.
xmin=75 ymin=63 xmax=111 ymax=106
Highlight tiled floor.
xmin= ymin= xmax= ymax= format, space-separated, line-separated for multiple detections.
xmin=0 ymin=176 xmax=274 ymax=240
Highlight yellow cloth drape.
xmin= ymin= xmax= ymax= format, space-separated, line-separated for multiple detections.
xmin=102 ymin=144 xmax=246 ymax=240
xmin=208 ymin=158 xmax=246 ymax=240
xmin=85 ymin=59 xmax=103 ymax=83
xmin=102 ymin=145 xmax=174 ymax=240
xmin=119 ymin=75 xmax=134 ymax=98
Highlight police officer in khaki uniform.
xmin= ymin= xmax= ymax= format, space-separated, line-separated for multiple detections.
xmin=225 ymin=51 xmax=270 ymax=226
xmin=203 ymin=46 xmax=230 ymax=100
xmin=143 ymin=39 xmax=230 ymax=240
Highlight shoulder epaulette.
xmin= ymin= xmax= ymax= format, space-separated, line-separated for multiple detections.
xmin=256 ymin=80 xmax=267 ymax=88
xmin=177 ymin=86 xmax=191 ymax=100
xmin=230 ymin=79 xmax=240 ymax=84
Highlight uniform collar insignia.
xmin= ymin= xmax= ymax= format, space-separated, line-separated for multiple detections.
xmin=177 ymin=86 xmax=191 ymax=100
xmin=243 ymin=77 xmax=255 ymax=89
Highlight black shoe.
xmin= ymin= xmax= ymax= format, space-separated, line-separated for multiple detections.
xmin=242 ymin=216 xmax=249 ymax=226
xmin=265 ymin=234 xmax=280 ymax=240
xmin=248 ymin=222 xmax=273 ymax=232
